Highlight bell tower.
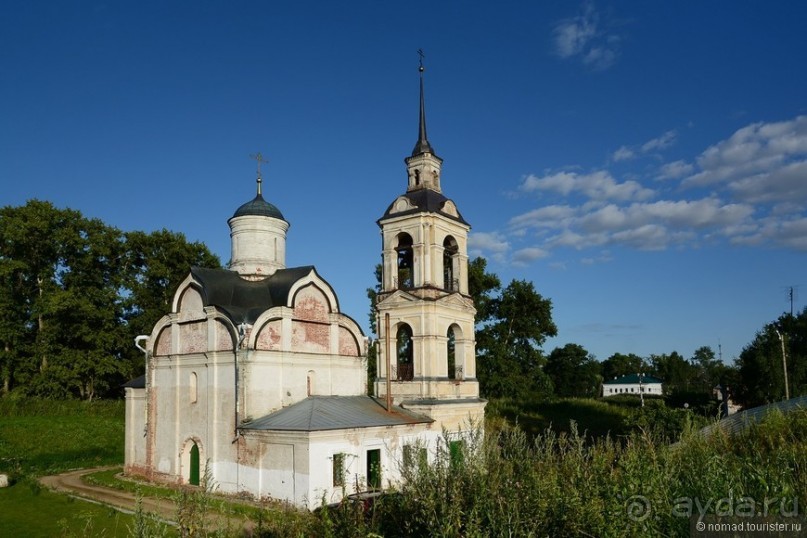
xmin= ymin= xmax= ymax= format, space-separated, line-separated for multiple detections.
xmin=374 ymin=56 xmax=486 ymax=431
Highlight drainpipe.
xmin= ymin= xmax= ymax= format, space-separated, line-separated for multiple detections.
xmin=134 ymin=336 xmax=150 ymax=433
xmin=235 ymin=323 xmax=247 ymax=439
xmin=385 ymin=314 xmax=392 ymax=413
xmin=134 ymin=335 xmax=151 ymax=468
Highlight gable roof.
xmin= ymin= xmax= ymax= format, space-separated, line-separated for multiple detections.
xmin=189 ymin=265 xmax=321 ymax=324
xmin=242 ymin=396 xmax=433 ymax=432
xmin=379 ymin=189 xmax=468 ymax=225
xmin=603 ymin=373 xmax=664 ymax=385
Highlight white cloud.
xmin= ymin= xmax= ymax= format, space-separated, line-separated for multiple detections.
xmin=612 ymin=146 xmax=635 ymax=161
xmin=657 ymin=160 xmax=694 ymax=180
xmin=641 ymin=130 xmax=677 ymax=153
xmin=519 ymin=171 xmax=654 ymax=202
xmin=509 ymin=197 xmax=755 ymax=251
xmin=552 ymin=3 xmax=620 ymax=71
xmin=513 ymin=247 xmax=550 ymax=265
xmin=612 ymin=130 xmax=678 ymax=164
xmin=468 ymin=231 xmax=510 ymax=262
xmin=684 ymin=115 xmax=807 ymax=193
xmin=494 ymin=115 xmax=807 ymax=261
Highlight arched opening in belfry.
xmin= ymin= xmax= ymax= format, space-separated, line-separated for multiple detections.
xmin=396 ymin=324 xmax=414 ymax=381
xmin=396 ymin=233 xmax=414 ymax=289
xmin=443 ymin=236 xmax=459 ymax=291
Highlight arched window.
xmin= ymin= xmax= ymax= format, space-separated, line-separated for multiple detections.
xmin=447 ymin=327 xmax=456 ymax=379
xmin=443 ymin=236 xmax=459 ymax=291
xmin=396 ymin=324 xmax=414 ymax=381
xmin=396 ymin=233 xmax=414 ymax=289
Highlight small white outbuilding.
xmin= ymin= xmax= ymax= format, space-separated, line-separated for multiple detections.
xmin=602 ymin=373 xmax=663 ymax=398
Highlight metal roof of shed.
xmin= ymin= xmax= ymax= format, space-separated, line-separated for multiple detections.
xmin=242 ymin=396 xmax=433 ymax=432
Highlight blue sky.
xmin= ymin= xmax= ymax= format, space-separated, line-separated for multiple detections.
xmin=3 ymin=1 xmax=806 ymax=364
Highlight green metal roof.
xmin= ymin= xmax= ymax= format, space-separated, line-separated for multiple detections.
xmin=603 ymin=373 xmax=664 ymax=385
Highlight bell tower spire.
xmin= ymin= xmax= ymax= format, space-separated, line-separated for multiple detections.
xmin=412 ymin=49 xmax=435 ymax=157
xmin=374 ymin=53 xmax=485 ymax=433
xmin=405 ymin=50 xmax=443 ymax=192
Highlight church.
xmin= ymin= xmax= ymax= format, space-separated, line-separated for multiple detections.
xmin=123 ymin=63 xmax=486 ymax=509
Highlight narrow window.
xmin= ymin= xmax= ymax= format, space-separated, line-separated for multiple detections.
xmin=332 ymin=453 xmax=345 ymax=487
xmin=446 ymin=327 xmax=456 ymax=379
xmin=396 ymin=324 xmax=414 ymax=381
xmin=189 ymin=372 xmax=198 ymax=404
xmin=396 ymin=233 xmax=414 ymax=289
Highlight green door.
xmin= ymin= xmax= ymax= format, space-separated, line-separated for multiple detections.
xmin=189 ymin=443 xmax=200 ymax=486
xmin=366 ymin=449 xmax=381 ymax=490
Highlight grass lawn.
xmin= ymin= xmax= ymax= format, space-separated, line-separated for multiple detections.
xmin=0 ymin=398 xmax=137 ymax=537
xmin=0 ymin=478 xmax=134 ymax=537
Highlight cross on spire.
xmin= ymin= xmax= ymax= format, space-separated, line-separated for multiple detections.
xmin=249 ymin=152 xmax=269 ymax=195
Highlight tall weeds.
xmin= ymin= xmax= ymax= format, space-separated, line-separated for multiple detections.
xmin=316 ymin=409 xmax=807 ymax=537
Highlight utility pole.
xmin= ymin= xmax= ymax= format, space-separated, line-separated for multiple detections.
xmin=775 ymin=328 xmax=790 ymax=400
xmin=638 ymin=372 xmax=645 ymax=408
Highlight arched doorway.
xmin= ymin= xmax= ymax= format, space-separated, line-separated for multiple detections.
xmin=189 ymin=442 xmax=200 ymax=486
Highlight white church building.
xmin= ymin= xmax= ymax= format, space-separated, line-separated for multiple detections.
xmin=123 ymin=63 xmax=486 ymax=509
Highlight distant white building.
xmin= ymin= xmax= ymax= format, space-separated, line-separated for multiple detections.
xmin=123 ymin=63 xmax=485 ymax=509
xmin=602 ymin=373 xmax=663 ymax=398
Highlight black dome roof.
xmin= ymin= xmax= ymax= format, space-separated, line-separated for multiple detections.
xmin=231 ymin=194 xmax=285 ymax=220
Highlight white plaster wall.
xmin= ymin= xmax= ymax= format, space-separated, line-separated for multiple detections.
xmin=151 ymin=352 xmax=237 ymax=484
xmin=124 ymin=387 xmax=146 ymax=469
xmin=602 ymin=383 xmax=663 ymax=397
xmin=243 ymin=351 xmax=366 ymax=420
xmin=229 ymin=214 xmax=289 ymax=277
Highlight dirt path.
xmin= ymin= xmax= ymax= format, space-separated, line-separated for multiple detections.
xmin=39 ymin=467 xmax=252 ymax=532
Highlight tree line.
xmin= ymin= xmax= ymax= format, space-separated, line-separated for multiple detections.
xmin=0 ymin=200 xmax=220 ymax=399
xmin=465 ymin=257 xmax=806 ymax=411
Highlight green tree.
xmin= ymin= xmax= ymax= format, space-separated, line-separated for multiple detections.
xmin=0 ymin=201 xmax=129 ymax=398
xmin=476 ymin=278 xmax=557 ymax=399
xmin=365 ymin=264 xmax=382 ymax=394
xmin=467 ymin=257 xmax=501 ymax=324
xmin=648 ymin=351 xmax=694 ymax=393
xmin=0 ymin=200 xmax=220 ymax=399
xmin=545 ymin=343 xmax=601 ymax=397
xmin=600 ymin=353 xmax=646 ymax=382
xmin=736 ymin=310 xmax=807 ymax=407
xmin=122 ymin=229 xmax=220 ymax=342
